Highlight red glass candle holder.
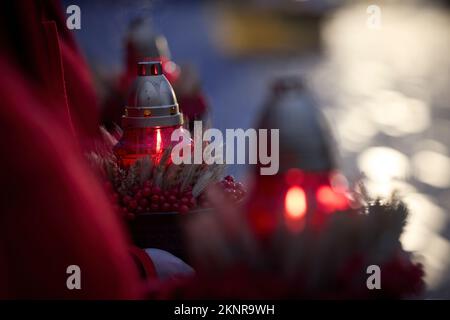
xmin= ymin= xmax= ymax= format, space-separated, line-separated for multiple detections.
xmin=114 ymin=61 xmax=186 ymax=166
xmin=114 ymin=126 xmax=186 ymax=167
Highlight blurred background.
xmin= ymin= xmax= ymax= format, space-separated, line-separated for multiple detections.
xmin=64 ymin=0 xmax=450 ymax=298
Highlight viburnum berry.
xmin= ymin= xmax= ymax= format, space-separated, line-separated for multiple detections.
xmin=152 ymin=186 xmax=162 ymax=195
xmin=235 ymin=182 xmax=244 ymax=190
xmin=222 ymin=180 xmax=232 ymax=189
xmin=144 ymin=180 xmax=152 ymax=188
xmin=225 ymin=188 xmax=235 ymax=195
xmin=128 ymin=199 xmax=138 ymax=210
xmin=179 ymin=205 xmax=189 ymax=214
xmin=116 ymin=177 xmax=245 ymax=216
xmin=134 ymin=191 xmax=143 ymax=200
xmin=123 ymin=195 xmax=132 ymax=205
xmin=143 ymin=187 xmax=151 ymax=197
xmin=139 ymin=198 xmax=149 ymax=208
xmin=224 ymin=175 xmax=234 ymax=182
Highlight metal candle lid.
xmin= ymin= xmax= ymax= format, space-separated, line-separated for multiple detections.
xmin=259 ymin=77 xmax=336 ymax=172
xmin=122 ymin=61 xmax=183 ymax=128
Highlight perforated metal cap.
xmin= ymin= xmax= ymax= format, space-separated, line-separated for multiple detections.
xmin=122 ymin=61 xmax=183 ymax=128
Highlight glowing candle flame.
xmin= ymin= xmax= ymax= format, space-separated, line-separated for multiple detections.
xmin=316 ymin=186 xmax=348 ymax=213
xmin=156 ymin=128 xmax=162 ymax=153
xmin=285 ymin=186 xmax=307 ymax=219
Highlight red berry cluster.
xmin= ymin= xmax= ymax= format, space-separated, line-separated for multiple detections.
xmin=104 ymin=176 xmax=246 ymax=220
xmin=197 ymin=175 xmax=246 ymax=208
xmin=120 ymin=180 xmax=196 ymax=218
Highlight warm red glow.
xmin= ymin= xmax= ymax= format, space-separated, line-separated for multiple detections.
xmin=139 ymin=64 xmax=146 ymax=76
xmin=285 ymin=168 xmax=303 ymax=186
xmin=156 ymin=128 xmax=162 ymax=153
xmin=151 ymin=64 xmax=158 ymax=75
xmin=285 ymin=186 xmax=307 ymax=219
xmin=316 ymin=185 xmax=348 ymax=213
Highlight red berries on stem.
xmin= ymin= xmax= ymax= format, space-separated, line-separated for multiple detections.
xmin=118 ymin=183 xmax=196 ymax=216
xmin=110 ymin=174 xmax=246 ymax=219
xmin=197 ymin=175 xmax=246 ymax=208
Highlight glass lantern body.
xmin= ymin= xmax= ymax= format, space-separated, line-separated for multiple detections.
xmin=114 ymin=61 xmax=188 ymax=167
xmin=114 ymin=125 xmax=187 ymax=167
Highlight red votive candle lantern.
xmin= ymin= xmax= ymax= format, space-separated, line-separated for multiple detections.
xmin=114 ymin=61 xmax=187 ymax=166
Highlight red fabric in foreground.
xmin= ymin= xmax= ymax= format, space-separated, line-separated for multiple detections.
xmin=0 ymin=57 xmax=141 ymax=299
xmin=0 ymin=0 xmax=153 ymax=298
xmin=0 ymin=0 xmax=100 ymax=146
xmin=130 ymin=247 xmax=157 ymax=280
